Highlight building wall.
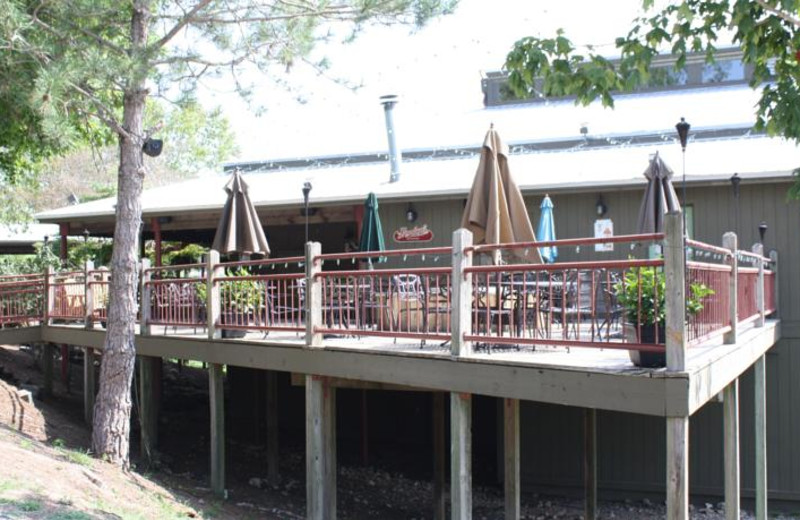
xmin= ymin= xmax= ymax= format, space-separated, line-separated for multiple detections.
xmin=377 ymin=181 xmax=800 ymax=502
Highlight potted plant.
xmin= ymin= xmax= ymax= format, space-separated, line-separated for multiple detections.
xmin=615 ymin=266 xmax=714 ymax=367
xmin=219 ymin=267 xmax=263 ymax=338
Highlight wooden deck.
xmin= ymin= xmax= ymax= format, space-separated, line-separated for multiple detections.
xmin=1 ymin=316 xmax=775 ymax=418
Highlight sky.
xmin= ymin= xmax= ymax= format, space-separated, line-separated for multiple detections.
xmin=201 ymin=0 xmax=653 ymax=163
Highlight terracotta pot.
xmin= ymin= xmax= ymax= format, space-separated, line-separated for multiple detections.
xmin=625 ymin=323 xmax=666 ymax=368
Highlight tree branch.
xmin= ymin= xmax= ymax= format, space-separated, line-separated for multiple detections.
xmin=151 ymin=0 xmax=215 ymax=50
xmin=754 ymin=0 xmax=800 ymax=27
xmin=66 ymin=81 xmax=130 ymax=139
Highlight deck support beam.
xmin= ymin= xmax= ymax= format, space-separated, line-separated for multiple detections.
xmin=42 ymin=343 xmax=53 ymax=397
xmin=209 ymin=362 xmax=226 ymax=498
xmin=139 ymin=355 xmax=159 ymax=465
xmin=584 ymin=408 xmax=597 ymax=520
xmin=504 ymin=398 xmax=520 ymax=520
xmin=666 ymin=416 xmax=689 ymax=520
xmin=266 ymin=370 xmax=280 ymax=485
xmin=723 ymin=379 xmax=740 ymax=520
xmin=83 ymin=347 xmax=95 ymax=425
xmin=433 ymin=392 xmax=446 ymax=520
xmin=306 ymin=374 xmax=336 ymax=520
xmin=754 ymin=355 xmax=767 ymax=520
xmin=451 ymin=391 xmax=472 ymax=520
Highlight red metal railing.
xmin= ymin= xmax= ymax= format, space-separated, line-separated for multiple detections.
xmin=463 ymin=258 xmax=665 ymax=352
xmin=0 ymin=274 xmax=44 ymax=325
xmin=145 ymin=264 xmax=206 ymax=331
xmin=737 ymin=267 xmax=759 ymax=325
xmin=214 ymin=257 xmax=306 ymax=334
xmin=48 ymin=271 xmax=86 ymax=321
xmin=686 ymin=261 xmax=731 ymax=345
xmin=88 ymin=269 xmax=110 ymax=323
xmin=765 ymin=269 xmax=776 ymax=314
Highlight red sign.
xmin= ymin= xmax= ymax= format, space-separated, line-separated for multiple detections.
xmin=393 ymin=225 xmax=434 ymax=243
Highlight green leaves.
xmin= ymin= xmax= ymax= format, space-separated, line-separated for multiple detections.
xmin=505 ymin=0 xmax=800 ymax=197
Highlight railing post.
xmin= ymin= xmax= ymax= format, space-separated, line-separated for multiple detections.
xmin=44 ymin=266 xmax=54 ymax=325
xmin=754 ymin=244 xmax=765 ymax=327
xmin=140 ymin=259 xmax=152 ymax=336
xmin=451 ymin=229 xmax=473 ymax=357
xmin=769 ymin=250 xmax=778 ymax=318
xmin=207 ymin=250 xmax=220 ymax=340
xmin=84 ymin=260 xmax=95 ymax=329
xmin=305 ymin=242 xmax=322 ymax=347
xmin=723 ymin=233 xmax=737 ymax=344
xmin=664 ymin=212 xmax=686 ymax=372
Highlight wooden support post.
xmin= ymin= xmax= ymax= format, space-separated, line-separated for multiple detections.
xmin=84 ymin=260 xmax=94 ymax=328
xmin=754 ymin=355 xmax=767 ymax=520
xmin=59 ymin=224 xmax=69 ymax=392
xmin=769 ymin=250 xmax=778 ymax=319
xmin=266 ymin=370 xmax=280 ymax=485
xmin=83 ymin=347 xmax=95 ymax=425
xmin=207 ymin=251 xmax=220 ymax=340
xmin=306 ymin=375 xmax=336 ymax=519
xmin=209 ymin=363 xmax=226 ymax=498
xmin=451 ymin=392 xmax=472 ymax=520
xmin=723 ymin=379 xmax=740 ymax=520
xmin=152 ymin=217 xmax=163 ymax=268
xmin=140 ymin=259 xmax=151 ymax=336
xmin=139 ymin=355 xmax=158 ymax=465
xmin=305 ymin=242 xmax=322 ymax=347
xmin=754 ymin=244 xmax=765 ymax=327
xmin=44 ymin=266 xmax=54 ymax=325
xmin=584 ymin=408 xmax=597 ymax=520
xmin=504 ymin=398 xmax=520 ymax=520
xmin=723 ymin=232 xmax=737 ymax=344
xmin=42 ymin=343 xmax=53 ymax=397
xmin=664 ymin=212 xmax=686 ymax=372
xmin=433 ymin=392 xmax=446 ymax=520
xmin=666 ymin=416 xmax=689 ymax=520
xmin=451 ymin=229 xmax=473 ymax=357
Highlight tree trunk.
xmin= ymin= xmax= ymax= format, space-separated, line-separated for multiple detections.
xmin=91 ymin=1 xmax=150 ymax=468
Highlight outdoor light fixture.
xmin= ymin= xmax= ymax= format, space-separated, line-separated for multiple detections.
xmin=595 ymin=195 xmax=607 ymax=217
xmin=302 ymin=181 xmax=312 ymax=244
xmin=83 ymin=229 xmax=90 ymax=244
xmin=142 ymin=137 xmax=163 ymax=157
xmin=730 ymin=173 xmax=741 ymax=235
xmin=406 ymin=203 xmax=418 ymax=223
xmin=759 ymin=221 xmax=768 ymax=244
xmin=676 ymin=116 xmax=691 ymax=235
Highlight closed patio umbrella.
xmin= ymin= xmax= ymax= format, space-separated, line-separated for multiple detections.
xmin=211 ymin=168 xmax=270 ymax=256
xmin=358 ymin=192 xmax=385 ymax=260
xmin=636 ymin=152 xmax=682 ymax=234
xmin=461 ymin=124 xmax=541 ymax=264
xmin=536 ymin=195 xmax=558 ymax=263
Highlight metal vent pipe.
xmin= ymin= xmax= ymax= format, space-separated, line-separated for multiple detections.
xmin=380 ymin=94 xmax=402 ymax=183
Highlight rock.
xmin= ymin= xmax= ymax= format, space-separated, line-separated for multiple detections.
xmin=248 ymin=477 xmax=262 ymax=488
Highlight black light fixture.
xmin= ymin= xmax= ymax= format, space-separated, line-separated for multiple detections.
xmin=730 ymin=173 xmax=741 ymax=235
xmin=758 ymin=221 xmax=768 ymax=244
xmin=595 ymin=195 xmax=607 ymax=217
xmin=83 ymin=229 xmax=90 ymax=244
xmin=142 ymin=137 xmax=163 ymax=157
xmin=676 ymin=117 xmax=691 ymax=235
xmin=406 ymin=203 xmax=418 ymax=223
xmin=302 ymin=181 xmax=312 ymax=244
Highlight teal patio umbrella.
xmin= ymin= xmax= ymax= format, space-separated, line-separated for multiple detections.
xmin=359 ymin=193 xmax=385 ymax=262
xmin=537 ymin=195 xmax=558 ymax=263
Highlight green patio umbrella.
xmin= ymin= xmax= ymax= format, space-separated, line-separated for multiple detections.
xmin=358 ymin=193 xmax=385 ymax=262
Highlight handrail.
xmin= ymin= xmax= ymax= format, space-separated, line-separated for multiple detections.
xmin=686 ymin=239 xmax=732 ymax=257
xmin=470 ymin=233 xmax=664 ymax=253
xmin=466 ymin=258 xmax=663 ymax=274
xmin=316 ymin=247 xmax=452 ymax=262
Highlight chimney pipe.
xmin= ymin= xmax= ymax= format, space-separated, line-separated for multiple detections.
xmin=380 ymin=94 xmax=402 ymax=183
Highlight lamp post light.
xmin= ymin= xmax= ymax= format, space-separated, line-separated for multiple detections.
xmin=302 ymin=181 xmax=312 ymax=245
xmin=758 ymin=221 xmax=768 ymax=246
xmin=730 ymin=173 xmax=741 ymax=235
xmin=676 ymin=117 xmax=690 ymax=236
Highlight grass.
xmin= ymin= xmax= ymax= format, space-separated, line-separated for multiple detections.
xmin=51 ymin=439 xmax=94 ymax=467
xmin=17 ymin=498 xmax=42 ymax=512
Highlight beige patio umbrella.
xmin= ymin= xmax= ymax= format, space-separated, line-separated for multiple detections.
xmin=211 ymin=168 xmax=270 ymax=256
xmin=461 ymin=124 xmax=541 ymax=264
xmin=636 ymin=151 xmax=682 ymax=234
